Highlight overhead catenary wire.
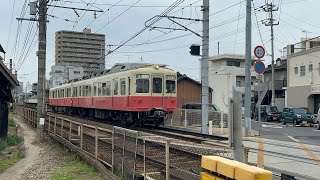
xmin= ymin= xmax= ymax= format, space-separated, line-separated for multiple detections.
xmin=106 ymin=0 xmax=186 ymax=55
xmin=95 ymin=0 xmax=143 ymax=33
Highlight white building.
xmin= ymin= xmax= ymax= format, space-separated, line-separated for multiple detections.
xmin=208 ymin=54 xmax=259 ymax=112
xmin=48 ymin=65 xmax=84 ymax=88
xmin=286 ymin=37 xmax=320 ymax=113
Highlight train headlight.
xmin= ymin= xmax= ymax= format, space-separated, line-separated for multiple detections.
xmin=155 ymin=65 xmax=159 ymax=70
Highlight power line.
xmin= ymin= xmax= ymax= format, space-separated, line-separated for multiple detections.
xmin=6 ymin=0 xmax=16 ymax=51
xmin=56 ymin=0 xmax=202 ymax=8
xmin=95 ymin=0 xmax=143 ymax=33
xmin=107 ymin=0 xmax=186 ymax=55
xmin=72 ymin=0 xmax=96 ymax=30
xmin=85 ymin=0 xmax=125 ymax=28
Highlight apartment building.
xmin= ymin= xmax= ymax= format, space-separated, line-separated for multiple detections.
xmin=48 ymin=65 xmax=84 ymax=88
xmin=286 ymin=37 xmax=320 ymax=113
xmin=55 ymin=28 xmax=105 ymax=76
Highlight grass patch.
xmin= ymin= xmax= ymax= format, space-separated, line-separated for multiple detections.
xmin=6 ymin=135 xmax=23 ymax=146
xmin=50 ymin=142 xmax=102 ymax=180
xmin=51 ymin=160 xmax=102 ymax=180
xmin=0 ymin=149 xmax=24 ymax=173
xmin=0 ymin=140 xmax=6 ymax=152
xmin=8 ymin=118 xmax=15 ymax=127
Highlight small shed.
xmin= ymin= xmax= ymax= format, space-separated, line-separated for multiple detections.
xmin=0 ymin=60 xmax=19 ymax=139
xmin=177 ymin=72 xmax=213 ymax=108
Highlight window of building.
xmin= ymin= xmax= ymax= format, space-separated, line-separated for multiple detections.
xmin=227 ymin=61 xmax=241 ymax=67
xmin=153 ymin=78 xmax=163 ymax=93
xmin=309 ymin=64 xmax=313 ymax=72
xmin=120 ymin=79 xmax=126 ymax=95
xmin=294 ymin=67 xmax=298 ymax=74
xmin=300 ymin=66 xmax=305 ymax=76
xmin=74 ymin=71 xmax=81 ymax=74
xmin=55 ymin=70 xmax=62 ymax=73
xmin=113 ymin=79 xmax=119 ymax=95
xmin=236 ymin=81 xmax=241 ymax=87
xmin=106 ymin=81 xmax=111 ymax=96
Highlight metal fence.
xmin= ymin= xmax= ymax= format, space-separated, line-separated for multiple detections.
xmin=165 ymin=109 xmax=228 ymax=134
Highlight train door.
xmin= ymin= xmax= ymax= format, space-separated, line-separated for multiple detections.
xmin=128 ymin=77 xmax=130 ymax=107
xmin=151 ymin=74 xmax=164 ymax=108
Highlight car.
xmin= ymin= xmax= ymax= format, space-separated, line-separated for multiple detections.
xmin=255 ymin=105 xmax=281 ymax=122
xmin=282 ymin=107 xmax=315 ymax=126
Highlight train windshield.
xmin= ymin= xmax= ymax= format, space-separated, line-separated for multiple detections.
xmin=166 ymin=75 xmax=176 ymax=94
xmin=166 ymin=80 xmax=175 ymax=93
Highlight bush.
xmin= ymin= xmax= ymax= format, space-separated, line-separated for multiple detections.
xmin=6 ymin=135 xmax=23 ymax=146
xmin=8 ymin=119 xmax=15 ymax=127
xmin=0 ymin=140 xmax=6 ymax=152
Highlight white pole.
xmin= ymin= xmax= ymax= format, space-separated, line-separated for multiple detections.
xmin=220 ymin=111 xmax=224 ymax=134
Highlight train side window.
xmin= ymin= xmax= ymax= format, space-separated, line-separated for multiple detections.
xmin=82 ymin=85 xmax=85 ymax=97
xmin=79 ymin=86 xmax=82 ymax=97
xmin=88 ymin=85 xmax=92 ymax=97
xmin=153 ymin=78 xmax=162 ymax=93
xmin=120 ymin=78 xmax=126 ymax=95
xmin=98 ymin=82 xmax=102 ymax=96
xmin=106 ymin=81 xmax=111 ymax=96
xmin=102 ymin=82 xmax=107 ymax=96
xmin=93 ymin=83 xmax=97 ymax=96
xmin=136 ymin=79 xmax=149 ymax=93
xmin=113 ymin=79 xmax=119 ymax=95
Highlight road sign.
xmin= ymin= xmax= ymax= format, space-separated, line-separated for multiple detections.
xmin=254 ymin=60 xmax=265 ymax=74
xmin=254 ymin=46 xmax=265 ymax=59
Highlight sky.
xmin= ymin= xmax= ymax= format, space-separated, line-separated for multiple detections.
xmin=0 ymin=0 xmax=318 ymax=86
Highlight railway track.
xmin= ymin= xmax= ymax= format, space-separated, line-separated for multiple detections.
xmin=46 ymin=112 xmax=232 ymax=179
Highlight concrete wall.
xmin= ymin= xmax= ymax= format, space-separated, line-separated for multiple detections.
xmin=287 ymin=85 xmax=311 ymax=108
xmin=275 ymin=98 xmax=285 ymax=112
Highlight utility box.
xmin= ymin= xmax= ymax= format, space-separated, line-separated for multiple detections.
xmin=30 ymin=1 xmax=37 ymax=15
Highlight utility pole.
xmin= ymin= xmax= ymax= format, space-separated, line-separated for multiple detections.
xmin=262 ymin=3 xmax=279 ymax=106
xmin=244 ymin=0 xmax=252 ymax=137
xmin=201 ymin=0 xmax=210 ymax=134
xmin=37 ymin=0 xmax=48 ymax=140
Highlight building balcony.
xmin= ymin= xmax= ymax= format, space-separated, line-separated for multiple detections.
xmin=254 ymin=80 xmax=287 ymax=92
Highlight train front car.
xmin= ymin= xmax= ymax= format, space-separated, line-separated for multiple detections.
xmin=130 ymin=65 xmax=177 ymax=126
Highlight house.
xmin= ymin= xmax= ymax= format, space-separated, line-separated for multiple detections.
xmin=208 ymin=54 xmax=259 ymax=112
xmin=286 ymin=36 xmax=320 ymax=113
xmin=0 ymin=59 xmax=18 ymax=139
xmin=255 ymin=58 xmax=287 ymax=111
xmin=177 ymin=72 xmax=212 ymax=108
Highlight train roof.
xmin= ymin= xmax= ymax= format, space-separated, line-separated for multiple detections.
xmin=50 ymin=63 xmax=173 ymax=90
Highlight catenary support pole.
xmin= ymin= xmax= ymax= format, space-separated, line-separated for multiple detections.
xmin=36 ymin=0 xmax=47 ymax=141
xmin=201 ymin=0 xmax=210 ymax=134
xmin=244 ymin=0 xmax=252 ymax=137
xmin=233 ymin=91 xmax=244 ymax=162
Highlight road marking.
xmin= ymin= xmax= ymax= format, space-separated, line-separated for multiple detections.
xmin=287 ymin=135 xmax=320 ymax=166
xmin=257 ymin=136 xmax=264 ymax=168
xmin=287 ymin=135 xmax=300 ymax=142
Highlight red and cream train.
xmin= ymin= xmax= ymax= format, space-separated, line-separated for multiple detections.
xmin=48 ymin=63 xmax=177 ymax=126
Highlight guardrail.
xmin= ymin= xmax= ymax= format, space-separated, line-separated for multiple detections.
xmin=201 ymin=156 xmax=272 ymax=180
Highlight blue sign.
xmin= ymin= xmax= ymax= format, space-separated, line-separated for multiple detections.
xmin=254 ymin=61 xmax=265 ymax=74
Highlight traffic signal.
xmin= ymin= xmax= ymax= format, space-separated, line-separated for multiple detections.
xmin=190 ymin=44 xmax=200 ymax=56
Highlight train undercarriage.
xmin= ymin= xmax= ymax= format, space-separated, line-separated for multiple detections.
xmin=49 ymin=106 xmax=168 ymax=127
